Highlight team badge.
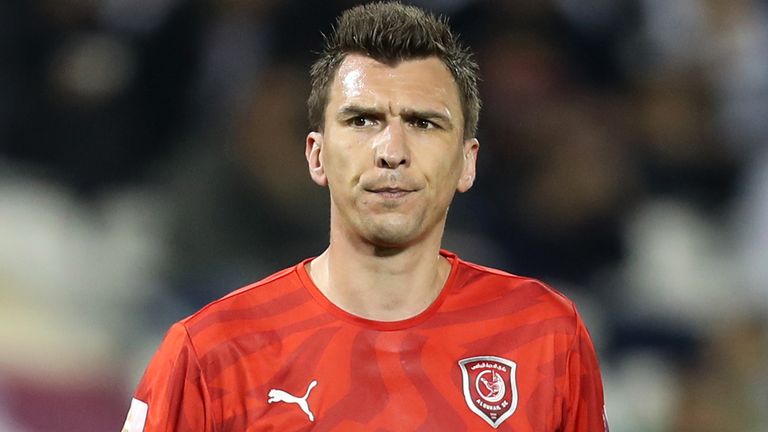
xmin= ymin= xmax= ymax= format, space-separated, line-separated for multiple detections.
xmin=458 ymin=356 xmax=518 ymax=428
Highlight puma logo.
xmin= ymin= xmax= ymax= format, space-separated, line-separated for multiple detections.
xmin=267 ymin=380 xmax=318 ymax=422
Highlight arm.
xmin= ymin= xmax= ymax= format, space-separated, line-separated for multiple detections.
xmin=122 ymin=323 xmax=215 ymax=432
xmin=562 ymin=312 xmax=609 ymax=432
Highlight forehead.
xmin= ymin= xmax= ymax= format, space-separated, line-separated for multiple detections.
xmin=328 ymin=54 xmax=462 ymax=115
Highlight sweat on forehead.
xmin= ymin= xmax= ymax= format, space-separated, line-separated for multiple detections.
xmin=307 ymin=1 xmax=480 ymax=138
xmin=329 ymin=55 xmax=460 ymax=128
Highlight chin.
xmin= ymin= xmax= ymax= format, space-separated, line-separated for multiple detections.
xmin=367 ymin=234 xmax=413 ymax=249
xmin=363 ymin=220 xmax=420 ymax=249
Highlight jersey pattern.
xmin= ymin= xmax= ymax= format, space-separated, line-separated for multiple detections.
xmin=128 ymin=251 xmax=607 ymax=431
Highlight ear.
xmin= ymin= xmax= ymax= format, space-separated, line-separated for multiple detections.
xmin=306 ymin=131 xmax=327 ymax=186
xmin=457 ymin=138 xmax=479 ymax=193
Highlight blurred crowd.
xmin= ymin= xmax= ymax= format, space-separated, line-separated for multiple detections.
xmin=1 ymin=0 xmax=767 ymax=430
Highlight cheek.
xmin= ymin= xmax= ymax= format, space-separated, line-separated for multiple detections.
xmin=323 ymin=142 xmax=363 ymax=186
xmin=437 ymin=159 xmax=465 ymax=199
xmin=426 ymin=150 xmax=463 ymax=183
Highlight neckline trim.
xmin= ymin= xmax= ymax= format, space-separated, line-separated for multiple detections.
xmin=295 ymin=249 xmax=460 ymax=331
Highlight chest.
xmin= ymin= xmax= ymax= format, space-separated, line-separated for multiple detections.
xmin=205 ymin=322 xmax=572 ymax=431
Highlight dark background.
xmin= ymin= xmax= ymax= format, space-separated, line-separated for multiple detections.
xmin=1 ymin=0 xmax=766 ymax=430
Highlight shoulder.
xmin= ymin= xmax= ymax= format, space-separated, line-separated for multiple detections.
xmin=457 ymin=258 xmax=575 ymax=312
xmin=175 ymin=260 xmax=312 ymax=344
xmin=449 ymin=253 xmax=580 ymax=324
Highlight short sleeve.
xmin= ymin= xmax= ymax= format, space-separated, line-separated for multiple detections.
xmin=562 ymin=313 xmax=608 ymax=432
xmin=122 ymin=323 xmax=214 ymax=432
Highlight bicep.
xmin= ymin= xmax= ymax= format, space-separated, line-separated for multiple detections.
xmin=562 ymin=317 xmax=608 ymax=432
xmin=124 ymin=323 xmax=214 ymax=432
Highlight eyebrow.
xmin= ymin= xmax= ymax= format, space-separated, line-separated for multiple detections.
xmin=336 ymin=104 xmax=454 ymax=129
xmin=400 ymin=108 xmax=453 ymax=129
xmin=335 ymin=105 xmax=383 ymax=121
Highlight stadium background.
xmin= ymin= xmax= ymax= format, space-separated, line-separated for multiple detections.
xmin=1 ymin=0 xmax=766 ymax=430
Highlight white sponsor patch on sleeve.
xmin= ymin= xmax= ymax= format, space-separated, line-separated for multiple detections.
xmin=121 ymin=398 xmax=148 ymax=432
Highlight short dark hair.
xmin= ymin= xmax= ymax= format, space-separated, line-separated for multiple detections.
xmin=308 ymin=1 xmax=480 ymax=138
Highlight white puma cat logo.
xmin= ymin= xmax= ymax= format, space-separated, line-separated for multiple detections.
xmin=267 ymin=380 xmax=318 ymax=422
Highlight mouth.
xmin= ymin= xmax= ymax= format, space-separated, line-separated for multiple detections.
xmin=365 ymin=187 xmax=415 ymax=199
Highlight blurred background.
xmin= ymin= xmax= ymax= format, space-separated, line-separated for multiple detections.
xmin=1 ymin=0 xmax=767 ymax=430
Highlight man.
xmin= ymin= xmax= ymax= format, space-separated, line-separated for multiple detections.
xmin=122 ymin=2 xmax=608 ymax=431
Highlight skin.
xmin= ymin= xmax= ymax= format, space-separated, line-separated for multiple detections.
xmin=305 ymin=54 xmax=479 ymax=321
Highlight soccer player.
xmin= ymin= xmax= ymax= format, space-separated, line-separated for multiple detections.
xmin=122 ymin=2 xmax=608 ymax=431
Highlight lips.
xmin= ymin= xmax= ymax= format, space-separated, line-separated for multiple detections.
xmin=368 ymin=187 xmax=412 ymax=193
xmin=364 ymin=186 xmax=418 ymax=199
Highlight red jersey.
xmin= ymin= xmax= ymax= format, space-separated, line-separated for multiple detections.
xmin=122 ymin=251 xmax=607 ymax=431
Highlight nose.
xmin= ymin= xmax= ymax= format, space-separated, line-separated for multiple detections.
xmin=375 ymin=121 xmax=409 ymax=169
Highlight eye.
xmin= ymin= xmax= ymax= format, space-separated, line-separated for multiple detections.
xmin=409 ymin=118 xmax=437 ymax=129
xmin=348 ymin=116 xmax=377 ymax=127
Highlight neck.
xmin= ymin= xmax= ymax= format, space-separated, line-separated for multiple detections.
xmin=307 ymin=223 xmax=451 ymax=322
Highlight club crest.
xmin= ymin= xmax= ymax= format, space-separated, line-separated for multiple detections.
xmin=458 ymin=356 xmax=518 ymax=428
